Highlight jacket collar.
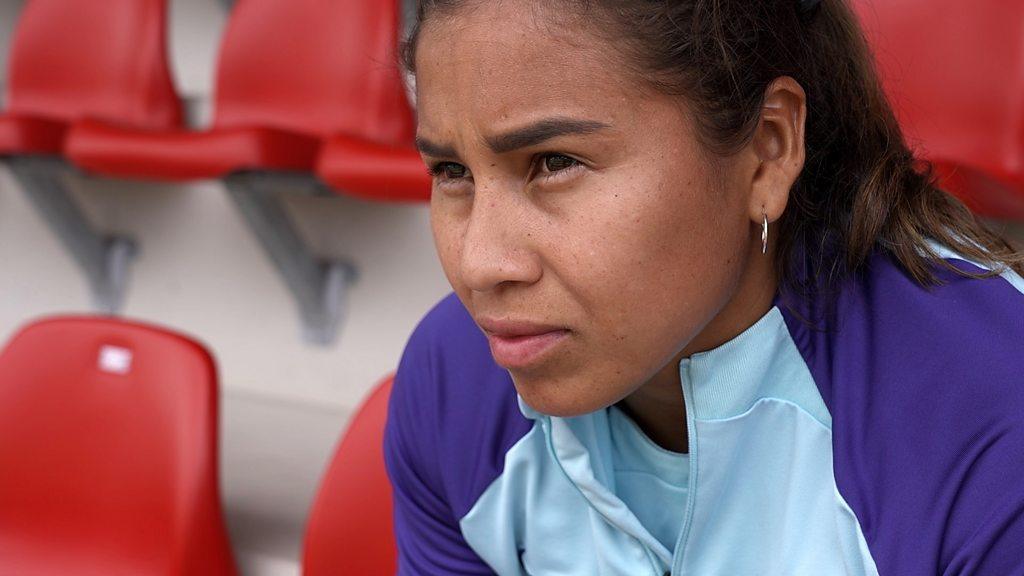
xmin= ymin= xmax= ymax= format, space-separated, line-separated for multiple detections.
xmin=511 ymin=305 xmax=798 ymax=569
xmin=516 ymin=304 xmax=793 ymax=422
xmin=682 ymin=305 xmax=797 ymax=420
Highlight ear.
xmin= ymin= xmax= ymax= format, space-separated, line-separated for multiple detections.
xmin=746 ymin=76 xmax=806 ymax=227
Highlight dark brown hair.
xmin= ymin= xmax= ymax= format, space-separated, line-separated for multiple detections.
xmin=402 ymin=0 xmax=1024 ymax=296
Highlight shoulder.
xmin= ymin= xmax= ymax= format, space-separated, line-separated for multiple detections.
xmin=781 ymin=248 xmax=1024 ymax=408
xmin=386 ymin=293 xmax=533 ymax=520
xmin=779 ymin=250 xmax=1024 ymax=573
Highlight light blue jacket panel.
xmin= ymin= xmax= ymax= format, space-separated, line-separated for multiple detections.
xmin=460 ymin=307 xmax=878 ymax=576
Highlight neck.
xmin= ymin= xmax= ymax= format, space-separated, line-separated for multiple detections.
xmin=619 ymin=245 xmax=778 ymax=453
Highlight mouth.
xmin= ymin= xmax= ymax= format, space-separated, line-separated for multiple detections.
xmin=476 ymin=318 xmax=571 ymax=369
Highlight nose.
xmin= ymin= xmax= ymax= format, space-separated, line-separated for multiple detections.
xmin=460 ymin=194 xmax=542 ymax=293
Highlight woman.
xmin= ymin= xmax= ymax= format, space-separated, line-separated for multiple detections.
xmin=384 ymin=0 xmax=1024 ymax=574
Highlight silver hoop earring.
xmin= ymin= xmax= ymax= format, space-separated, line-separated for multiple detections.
xmin=762 ymin=213 xmax=769 ymax=255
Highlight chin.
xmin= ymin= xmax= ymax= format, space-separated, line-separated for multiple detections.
xmin=509 ymin=371 xmax=618 ymax=418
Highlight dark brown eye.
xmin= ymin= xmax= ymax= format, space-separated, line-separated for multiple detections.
xmin=433 ymin=162 xmax=469 ymax=179
xmin=542 ymin=154 xmax=578 ymax=173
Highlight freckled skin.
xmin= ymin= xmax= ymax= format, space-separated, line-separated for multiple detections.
xmin=416 ymin=2 xmax=805 ymax=451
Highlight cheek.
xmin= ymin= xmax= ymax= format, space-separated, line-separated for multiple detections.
xmin=557 ymin=163 xmax=745 ymax=318
xmin=544 ymin=160 xmax=748 ymax=375
xmin=430 ymin=200 xmax=467 ymax=292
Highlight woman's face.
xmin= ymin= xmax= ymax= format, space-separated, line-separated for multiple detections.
xmin=415 ymin=2 xmax=757 ymax=417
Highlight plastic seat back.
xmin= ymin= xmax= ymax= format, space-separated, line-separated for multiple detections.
xmin=853 ymin=0 xmax=1024 ymax=215
xmin=303 ymin=376 xmax=396 ymax=576
xmin=5 ymin=0 xmax=181 ymax=130
xmin=213 ymin=0 xmax=414 ymax=143
xmin=0 ymin=316 xmax=236 ymax=576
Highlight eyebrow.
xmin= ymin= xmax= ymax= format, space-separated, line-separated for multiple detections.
xmin=486 ymin=118 xmax=611 ymax=154
xmin=414 ymin=136 xmax=458 ymax=159
xmin=414 ymin=117 xmax=611 ymax=158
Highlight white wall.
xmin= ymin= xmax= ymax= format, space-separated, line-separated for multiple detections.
xmin=172 ymin=0 xmax=225 ymax=101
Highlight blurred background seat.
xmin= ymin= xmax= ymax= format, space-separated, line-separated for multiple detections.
xmin=0 ymin=114 xmax=65 ymax=155
xmin=316 ymin=135 xmax=430 ymax=203
xmin=68 ymin=117 xmax=319 ymax=181
xmin=853 ymin=0 xmax=1024 ymax=220
xmin=65 ymin=0 xmax=427 ymax=198
xmin=0 ymin=0 xmax=181 ymax=157
xmin=0 ymin=316 xmax=237 ymax=576
xmin=302 ymin=375 xmax=396 ymax=576
xmin=0 ymin=0 xmax=183 ymax=313
xmin=63 ymin=0 xmax=431 ymax=345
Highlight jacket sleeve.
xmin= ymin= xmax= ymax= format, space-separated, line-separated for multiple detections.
xmin=783 ymin=257 xmax=1024 ymax=576
xmin=941 ymin=424 xmax=1024 ymax=576
xmin=383 ymin=333 xmax=497 ymax=576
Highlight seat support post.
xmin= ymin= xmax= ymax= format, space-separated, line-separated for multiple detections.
xmin=224 ymin=172 xmax=357 ymax=346
xmin=6 ymin=156 xmax=136 ymax=313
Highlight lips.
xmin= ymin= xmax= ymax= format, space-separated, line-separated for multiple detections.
xmin=476 ymin=318 xmax=570 ymax=369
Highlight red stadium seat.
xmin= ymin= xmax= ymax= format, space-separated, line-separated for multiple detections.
xmin=69 ymin=118 xmax=320 ymax=181
xmin=66 ymin=0 xmax=430 ymax=201
xmin=0 ymin=0 xmax=181 ymax=156
xmin=0 ymin=316 xmax=237 ymax=576
xmin=316 ymin=135 xmax=431 ymax=202
xmin=302 ymin=376 xmax=396 ymax=576
xmin=0 ymin=0 xmax=182 ymax=313
xmin=853 ymin=0 xmax=1024 ymax=220
xmin=63 ymin=0 xmax=429 ymax=341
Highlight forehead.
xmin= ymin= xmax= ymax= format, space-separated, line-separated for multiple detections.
xmin=413 ymin=2 xmax=650 ymax=136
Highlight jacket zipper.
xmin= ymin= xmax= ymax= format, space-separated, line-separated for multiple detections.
xmin=669 ymin=361 xmax=699 ymax=575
